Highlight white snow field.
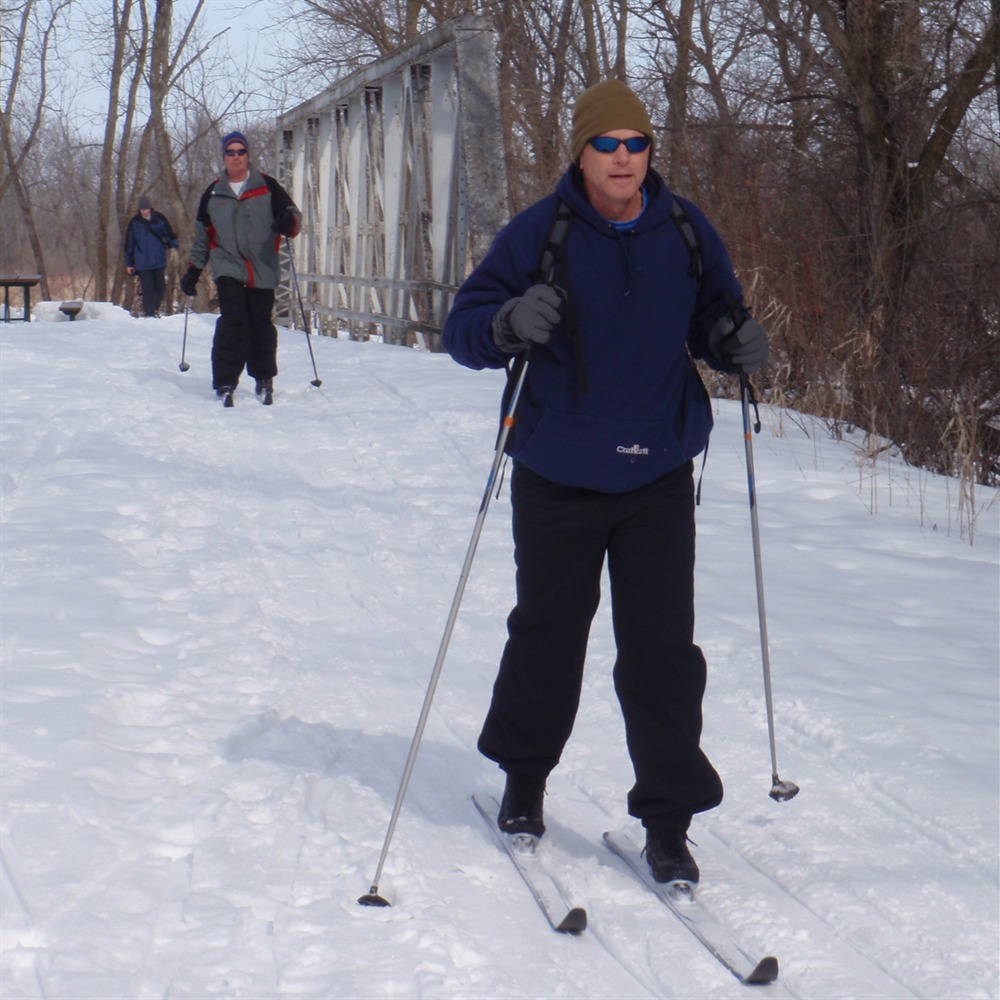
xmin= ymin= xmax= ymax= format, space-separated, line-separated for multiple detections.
xmin=2 ymin=303 xmax=997 ymax=999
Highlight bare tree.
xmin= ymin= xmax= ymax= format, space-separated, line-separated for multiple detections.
xmin=111 ymin=0 xmax=215 ymax=312
xmin=278 ymin=0 xmax=452 ymax=92
xmin=632 ymin=0 xmax=696 ymax=191
xmin=93 ymin=0 xmax=140 ymax=301
xmin=577 ymin=0 xmax=628 ymax=83
xmin=493 ymin=0 xmax=585 ymax=208
xmin=994 ymin=0 xmax=1000 ymax=118
xmin=0 ymin=0 xmax=72 ymax=294
xmin=785 ymin=1 xmax=997 ymax=480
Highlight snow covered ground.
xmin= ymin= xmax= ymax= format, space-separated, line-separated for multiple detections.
xmin=2 ymin=303 xmax=997 ymax=999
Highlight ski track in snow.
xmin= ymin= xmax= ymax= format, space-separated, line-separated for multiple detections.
xmin=1 ymin=305 xmax=997 ymax=999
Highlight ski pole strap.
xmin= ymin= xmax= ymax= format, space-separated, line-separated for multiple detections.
xmin=494 ymin=453 xmax=510 ymax=500
xmin=695 ymin=439 xmax=709 ymax=506
xmin=741 ymin=374 xmax=762 ymax=433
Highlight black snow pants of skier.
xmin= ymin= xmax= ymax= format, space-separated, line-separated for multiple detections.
xmin=137 ymin=267 xmax=165 ymax=317
xmin=478 ymin=460 xmax=724 ymax=829
xmin=211 ymin=276 xmax=278 ymax=391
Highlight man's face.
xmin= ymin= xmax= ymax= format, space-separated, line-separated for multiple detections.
xmin=139 ymin=208 xmax=151 ymax=219
xmin=223 ymin=142 xmax=250 ymax=181
xmin=578 ymin=129 xmax=650 ymax=221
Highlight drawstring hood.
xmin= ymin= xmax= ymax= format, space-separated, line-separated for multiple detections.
xmin=610 ymin=184 xmax=648 ymax=297
xmin=618 ymin=229 xmax=636 ymax=297
xmin=560 ymin=166 xmax=650 ymax=297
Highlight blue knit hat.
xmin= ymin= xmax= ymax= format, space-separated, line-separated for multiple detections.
xmin=221 ymin=130 xmax=249 ymax=156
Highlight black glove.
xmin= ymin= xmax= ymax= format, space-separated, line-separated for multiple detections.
xmin=271 ymin=207 xmax=297 ymax=236
xmin=707 ymin=312 xmax=768 ymax=374
xmin=492 ymin=283 xmax=565 ymax=353
xmin=180 ymin=266 xmax=202 ymax=297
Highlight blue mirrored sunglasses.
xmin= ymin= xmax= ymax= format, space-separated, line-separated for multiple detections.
xmin=588 ymin=135 xmax=651 ymax=154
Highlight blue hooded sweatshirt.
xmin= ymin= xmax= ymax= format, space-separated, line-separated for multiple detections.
xmin=124 ymin=210 xmax=178 ymax=272
xmin=442 ymin=165 xmax=744 ymax=493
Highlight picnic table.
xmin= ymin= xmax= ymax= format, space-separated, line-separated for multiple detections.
xmin=0 ymin=275 xmax=42 ymax=322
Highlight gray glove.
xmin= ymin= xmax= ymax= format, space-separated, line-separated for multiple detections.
xmin=707 ymin=313 xmax=768 ymax=374
xmin=492 ymin=283 xmax=565 ymax=353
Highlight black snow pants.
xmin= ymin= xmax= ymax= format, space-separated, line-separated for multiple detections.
xmin=211 ymin=276 xmax=278 ymax=390
xmin=137 ymin=267 xmax=165 ymax=317
xmin=478 ymin=460 xmax=724 ymax=828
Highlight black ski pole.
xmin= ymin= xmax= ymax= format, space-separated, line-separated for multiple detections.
xmin=178 ymin=299 xmax=191 ymax=372
xmin=359 ymin=352 xmax=533 ymax=908
xmin=740 ymin=374 xmax=799 ymax=802
xmin=285 ymin=235 xmax=322 ymax=387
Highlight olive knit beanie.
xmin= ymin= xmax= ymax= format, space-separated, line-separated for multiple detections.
xmin=570 ymin=79 xmax=654 ymax=163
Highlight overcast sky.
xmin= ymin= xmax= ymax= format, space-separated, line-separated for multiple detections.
xmin=56 ymin=0 xmax=292 ymax=132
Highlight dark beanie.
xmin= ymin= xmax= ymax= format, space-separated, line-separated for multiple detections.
xmin=138 ymin=194 xmax=152 ymax=210
xmin=570 ymin=80 xmax=654 ymax=163
xmin=221 ymin=130 xmax=250 ymax=155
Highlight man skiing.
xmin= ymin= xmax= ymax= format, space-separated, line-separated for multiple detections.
xmin=180 ymin=130 xmax=301 ymax=406
xmin=443 ymin=79 xmax=768 ymax=885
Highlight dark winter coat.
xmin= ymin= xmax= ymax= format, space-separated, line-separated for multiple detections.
xmin=188 ymin=166 xmax=300 ymax=289
xmin=442 ymin=165 xmax=745 ymax=493
xmin=124 ymin=211 xmax=178 ymax=272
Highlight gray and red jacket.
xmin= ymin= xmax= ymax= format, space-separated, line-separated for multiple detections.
xmin=188 ymin=165 xmax=300 ymax=289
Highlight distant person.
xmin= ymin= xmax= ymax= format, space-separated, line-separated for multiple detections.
xmin=125 ymin=194 xmax=178 ymax=318
xmin=443 ymin=80 xmax=768 ymax=886
xmin=180 ymin=130 xmax=301 ymax=407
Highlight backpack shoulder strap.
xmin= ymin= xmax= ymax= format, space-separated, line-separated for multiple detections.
xmin=501 ymin=200 xmax=577 ymax=403
xmin=670 ymin=197 xmax=703 ymax=281
xmin=536 ymin=200 xmax=588 ymax=390
xmin=669 ymin=196 xmax=709 ymax=500
xmin=536 ymin=200 xmax=573 ymax=285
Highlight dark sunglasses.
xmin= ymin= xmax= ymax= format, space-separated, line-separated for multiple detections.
xmin=588 ymin=135 xmax=651 ymax=154
xmin=224 ymin=147 xmax=248 ymax=157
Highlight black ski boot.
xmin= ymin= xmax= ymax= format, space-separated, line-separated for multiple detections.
xmin=255 ymin=378 xmax=273 ymax=405
xmin=497 ymin=771 xmax=546 ymax=839
xmin=645 ymin=826 xmax=700 ymax=885
xmin=216 ymin=385 xmax=235 ymax=408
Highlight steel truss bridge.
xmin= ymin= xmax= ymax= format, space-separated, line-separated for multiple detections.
xmin=276 ymin=16 xmax=508 ymax=351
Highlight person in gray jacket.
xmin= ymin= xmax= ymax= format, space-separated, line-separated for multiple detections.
xmin=180 ymin=130 xmax=301 ymax=405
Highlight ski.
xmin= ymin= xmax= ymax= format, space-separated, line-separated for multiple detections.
xmin=603 ymin=830 xmax=778 ymax=986
xmin=472 ymin=793 xmax=587 ymax=934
